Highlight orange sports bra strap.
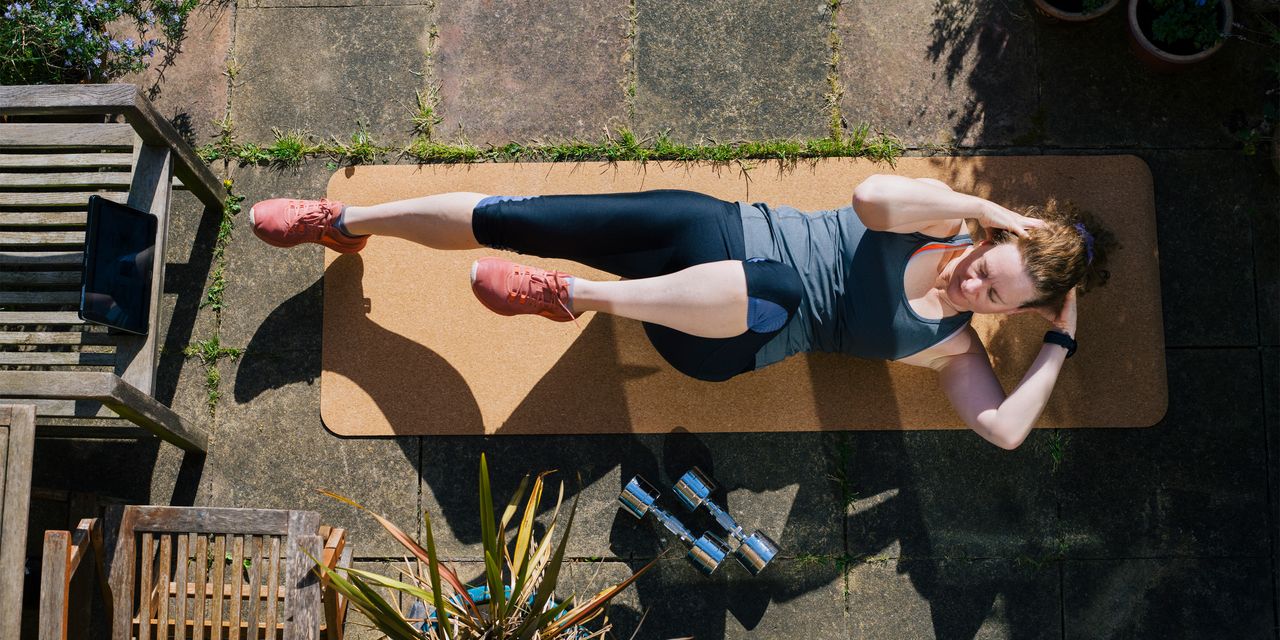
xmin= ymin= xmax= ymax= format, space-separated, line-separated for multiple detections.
xmin=910 ymin=240 xmax=972 ymax=259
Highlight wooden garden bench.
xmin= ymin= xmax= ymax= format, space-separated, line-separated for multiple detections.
xmin=1 ymin=404 xmax=36 ymax=640
xmin=0 ymin=85 xmax=225 ymax=453
xmin=39 ymin=506 xmax=352 ymax=640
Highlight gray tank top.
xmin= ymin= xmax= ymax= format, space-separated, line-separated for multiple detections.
xmin=738 ymin=202 xmax=973 ymax=367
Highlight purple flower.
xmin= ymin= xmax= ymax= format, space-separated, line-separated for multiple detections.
xmin=108 ymin=39 xmax=121 ymax=52
xmin=91 ymin=57 xmax=101 ymax=67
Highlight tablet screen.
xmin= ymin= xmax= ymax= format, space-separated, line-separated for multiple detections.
xmin=79 ymin=196 xmax=157 ymax=335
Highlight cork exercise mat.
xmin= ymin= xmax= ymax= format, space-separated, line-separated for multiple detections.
xmin=321 ymin=156 xmax=1165 ymax=436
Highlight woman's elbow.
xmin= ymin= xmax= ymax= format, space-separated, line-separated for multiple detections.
xmin=852 ymin=176 xmax=891 ymax=229
xmin=994 ymin=433 xmax=1028 ymax=451
xmin=974 ymin=415 xmax=1029 ymax=450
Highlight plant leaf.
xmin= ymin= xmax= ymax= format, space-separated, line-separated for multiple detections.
xmin=424 ymin=508 xmax=457 ymax=637
xmin=514 ymin=485 xmax=577 ymax=640
xmin=478 ymin=453 xmax=499 ymax=621
xmin=542 ymin=556 xmax=662 ymax=637
xmin=350 ymin=574 xmax=424 ymax=640
xmin=320 ymin=488 xmax=479 ymax=617
xmin=484 ymin=548 xmax=507 ymax=623
xmin=511 ymin=471 xmax=548 ymax=580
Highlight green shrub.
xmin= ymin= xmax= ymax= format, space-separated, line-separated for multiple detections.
xmin=1 ymin=0 xmax=198 ymax=84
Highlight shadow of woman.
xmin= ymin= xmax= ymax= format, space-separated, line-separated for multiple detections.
xmin=235 ymin=254 xmax=484 ymax=435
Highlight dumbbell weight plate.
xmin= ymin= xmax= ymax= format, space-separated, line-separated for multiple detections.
xmin=687 ymin=532 xmax=731 ymax=575
xmin=618 ymin=476 xmax=660 ymax=519
xmin=734 ymin=531 xmax=780 ymax=576
xmin=673 ymin=467 xmax=715 ymax=511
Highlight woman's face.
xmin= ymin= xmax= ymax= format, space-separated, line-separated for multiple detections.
xmin=946 ymin=242 xmax=1038 ymax=314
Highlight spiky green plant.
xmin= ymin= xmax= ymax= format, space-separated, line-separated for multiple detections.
xmin=317 ymin=454 xmax=656 ymax=639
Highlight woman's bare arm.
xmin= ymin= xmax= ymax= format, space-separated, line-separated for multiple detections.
xmin=851 ymin=175 xmax=1040 ymax=238
xmin=903 ymin=290 xmax=1078 ymax=449
xmin=929 ymin=340 xmax=1068 ymax=450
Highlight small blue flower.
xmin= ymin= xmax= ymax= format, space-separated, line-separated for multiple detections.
xmin=143 ymin=9 xmax=154 ymax=22
xmin=108 ymin=39 xmax=121 ymax=52
xmin=124 ymin=37 xmax=135 ymax=47
xmin=91 ymin=57 xmax=101 ymax=67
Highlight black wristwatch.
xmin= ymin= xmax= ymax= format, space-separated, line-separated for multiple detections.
xmin=1043 ymin=330 xmax=1076 ymax=358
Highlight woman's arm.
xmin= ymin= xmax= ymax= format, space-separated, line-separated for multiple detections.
xmin=931 ymin=341 xmax=1068 ymax=450
xmin=851 ymin=174 xmax=1041 ymax=238
xmin=913 ymin=290 xmax=1078 ymax=449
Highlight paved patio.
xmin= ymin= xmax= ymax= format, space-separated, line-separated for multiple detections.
xmin=28 ymin=0 xmax=1280 ymax=637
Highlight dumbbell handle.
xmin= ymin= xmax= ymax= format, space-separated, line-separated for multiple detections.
xmin=703 ymin=500 xmax=747 ymax=543
xmin=648 ymin=504 xmax=696 ymax=546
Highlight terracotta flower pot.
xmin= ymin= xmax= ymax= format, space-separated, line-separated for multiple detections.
xmin=1033 ymin=0 xmax=1123 ymax=21
xmin=1127 ymin=0 xmax=1234 ymax=71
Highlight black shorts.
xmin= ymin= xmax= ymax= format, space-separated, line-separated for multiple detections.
xmin=472 ymin=190 xmax=801 ymax=382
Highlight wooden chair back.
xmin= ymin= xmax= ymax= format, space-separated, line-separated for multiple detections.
xmin=0 ymin=404 xmax=36 ymax=640
xmin=110 ymin=506 xmax=348 ymax=640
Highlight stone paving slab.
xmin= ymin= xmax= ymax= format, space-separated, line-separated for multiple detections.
xmin=632 ymin=0 xmax=829 ymax=143
xmin=118 ymin=1 xmax=233 ymax=145
xmin=418 ymin=431 xmax=844 ymax=561
xmin=1265 ymin=347 xmax=1279 ymax=624
xmin=618 ymin=558 xmax=847 ymax=640
xmin=207 ymin=339 xmax=421 ymax=556
xmin=846 ymin=558 xmax=1060 ymax=639
xmin=1255 ymin=190 xmax=1279 ymax=346
xmin=434 ymin=0 xmax=629 ymax=145
xmin=1056 ymin=348 xmax=1269 ymax=558
xmin=218 ymin=164 xmax=332 ymax=353
xmin=843 ymin=428 xmax=1060 ymax=561
xmin=1037 ymin=14 xmax=1271 ymax=149
xmin=837 ymin=0 xmax=1039 ymax=147
xmin=232 ymin=5 xmax=431 ymax=143
xmin=1146 ymin=151 xmax=1263 ymax=347
xmin=1062 ymin=558 xmax=1275 ymax=638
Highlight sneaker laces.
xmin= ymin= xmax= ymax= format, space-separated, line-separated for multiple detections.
xmin=511 ymin=266 xmax=581 ymax=329
xmin=288 ymin=199 xmax=338 ymax=234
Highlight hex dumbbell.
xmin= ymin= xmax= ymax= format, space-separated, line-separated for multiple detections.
xmin=618 ymin=475 xmax=731 ymax=575
xmin=673 ymin=467 xmax=779 ymax=576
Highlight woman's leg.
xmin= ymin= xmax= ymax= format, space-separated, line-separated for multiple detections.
xmin=340 ymin=192 xmax=486 ymax=250
xmin=571 ymin=260 xmax=748 ymax=338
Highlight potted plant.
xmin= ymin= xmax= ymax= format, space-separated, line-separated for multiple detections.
xmin=1127 ymin=0 xmax=1235 ymax=70
xmin=315 ymin=454 xmax=658 ymax=640
xmin=1033 ymin=0 xmax=1122 ymax=22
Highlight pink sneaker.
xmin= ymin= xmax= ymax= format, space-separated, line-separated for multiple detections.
xmin=471 ymin=257 xmax=576 ymax=323
xmin=248 ymin=198 xmax=367 ymax=253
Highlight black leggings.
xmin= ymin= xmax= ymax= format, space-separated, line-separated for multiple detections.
xmin=471 ymin=190 xmax=802 ymax=382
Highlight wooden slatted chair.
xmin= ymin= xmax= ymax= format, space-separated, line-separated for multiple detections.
xmin=1 ymin=404 xmax=36 ymax=640
xmin=39 ymin=506 xmax=351 ymax=640
xmin=0 ymin=85 xmax=224 ymax=452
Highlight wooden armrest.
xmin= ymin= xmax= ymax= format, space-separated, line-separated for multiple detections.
xmin=0 ymin=84 xmax=224 ymax=211
xmin=0 ymin=371 xmax=208 ymax=452
xmin=39 ymin=518 xmax=113 ymax=640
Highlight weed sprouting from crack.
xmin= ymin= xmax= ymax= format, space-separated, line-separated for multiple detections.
xmin=186 ymin=181 xmax=245 ymax=418
xmin=1032 ymin=429 xmax=1070 ymax=473
xmin=411 ymin=89 xmax=443 ymax=140
xmin=183 ymin=335 xmax=243 ymax=416
xmin=825 ymin=0 xmax=846 ymax=140
xmin=828 ymin=432 xmax=859 ymax=512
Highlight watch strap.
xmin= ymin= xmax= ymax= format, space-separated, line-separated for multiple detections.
xmin=1043 ymin=330 xmax=1076 ymax=358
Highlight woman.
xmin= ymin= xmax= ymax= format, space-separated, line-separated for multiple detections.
xmin=249 ymin=176 xmax=1111 ymax=450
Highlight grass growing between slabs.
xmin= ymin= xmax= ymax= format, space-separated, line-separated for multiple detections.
xmin=182 ymin=180 xmax=245 ymax=417
xmin=198 ymin=124 xmax=904 ymax=168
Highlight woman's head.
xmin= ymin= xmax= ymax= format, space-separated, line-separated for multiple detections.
xmin=959 ymin=202 xmax=1116 ymax=313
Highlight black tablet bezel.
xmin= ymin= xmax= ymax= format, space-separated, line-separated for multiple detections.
xmin=79 ymin=195 xmax=158 ymax=335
